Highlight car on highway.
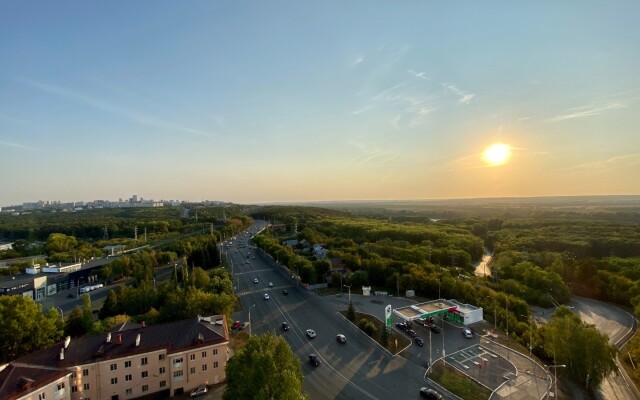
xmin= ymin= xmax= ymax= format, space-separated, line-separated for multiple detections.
xmin=282 ymin=322 xmax=290 ymax=331
xmin=268 ymin=282 xmax=274 ymax=287
xmin=309 ymin=354 xmax=321 ymax=367
xmin=430 ymin=324 xmax=441 ymax=333
xmin=415 ymin=337 xmax=424 ymax=346
xmin=306 ymin=329 xmax=317 ymax=338
xmin=419 ymin=387 xmax=442 ymax=399
xmin=463 ymin=328 xmax=473 ymax=338
xmin=406 ymin=328 xmax=417 ymax=337
xmin=336 ymin=334 xmax=347 ymax=343
xmin=264 ymin=293 xmax=270 ymax=300
xmin=190 ymin=384 xmax=208 ymax=397
xmin=282 ymin=289 xmax=288 ymax=295
xmin=253 ymin=278 xmax=259 ymax=284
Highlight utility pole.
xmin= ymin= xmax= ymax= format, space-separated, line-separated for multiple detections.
xmin=248 ymin=304 xmax=256 ymax=336
xmin=396 ymin=272 xmax=400 ymax=297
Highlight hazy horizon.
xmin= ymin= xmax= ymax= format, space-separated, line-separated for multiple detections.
xmin=1 ymin=1 xmax=639 ymax=205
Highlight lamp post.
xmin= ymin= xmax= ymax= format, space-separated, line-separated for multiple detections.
xmin=248 ymin=304 xmax=256 ymax=336
xmin=54 ymin=306 xmax=64 ymax=325
xmin=520 ymin=313 xmax=533 ymax=356
xmin=545 ymin=364 xmax=566 ymax=399
xmin=343 ymin=284 xmax=352 ymax=304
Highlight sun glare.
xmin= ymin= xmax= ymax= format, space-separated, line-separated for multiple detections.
xmin=483 ymin=143 xmax=511 ymax=166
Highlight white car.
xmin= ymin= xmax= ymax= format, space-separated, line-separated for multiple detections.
xmin=264 ymin=293 xmax=270 ymax=300
xmin=268 ymin=282 xmax=274 ymax=287
xmin=336 ymin=334 xmax=347 ymax=343
xmin=306 ymin=329 xmax=317 ymax=338
xmin=463 ymin=328 xmax=473 ymax=338
xmin=253 ymin=278 xmax=259 ymax=284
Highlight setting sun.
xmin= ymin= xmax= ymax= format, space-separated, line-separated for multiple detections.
xmin=483 ymin=143 xmax=511 ymax=166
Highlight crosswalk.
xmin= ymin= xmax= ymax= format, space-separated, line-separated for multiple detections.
xmin=237 ymin=284 xmax=292 ymax=297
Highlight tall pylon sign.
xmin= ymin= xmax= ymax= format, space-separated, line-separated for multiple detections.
xmin=385 ymin=304 xmax=393 ymax=327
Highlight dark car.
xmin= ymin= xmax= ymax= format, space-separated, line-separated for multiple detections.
xmin=419 ymin=387 xmax=443 ymax=400
xmin=67 ymin=293 xmax=76 ymax=298
xmin=282 ymin=289 xmax=289 ymax=295
xmin=415 ymin=337 xmax=424 ymax=346
xmin=406 ymin=328 xmax=417 ymax=337
xmin=309 ymin=354 xmax=321 ymax=367
xmin=282 ymin=322 xmax=290 ymax=331
xmin=430 ymin=325 xmax=441 ymax=333
xmin=395 ymin=322 xmax=407 ymax=330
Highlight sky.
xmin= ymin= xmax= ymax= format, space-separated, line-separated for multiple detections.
xmin=1 ymin=1 xmax=639 ymax=205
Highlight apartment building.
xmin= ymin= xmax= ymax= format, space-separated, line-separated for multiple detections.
xmin=1 ymin=315 xmax=229 ymax=400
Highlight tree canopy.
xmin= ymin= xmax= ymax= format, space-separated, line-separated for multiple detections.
xmin=223 ymin=333 xmax=308 ymax=400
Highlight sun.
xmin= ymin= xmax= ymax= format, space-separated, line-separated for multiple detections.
xmin=483 ymin=143 xmax=511 ymax=166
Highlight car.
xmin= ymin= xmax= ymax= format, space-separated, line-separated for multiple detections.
xmin=406 ymin=328 xmax=417 ymax=337
xmin=463 ymin=328 xmax=473 ymax=338
xmin=306 ymin=329 xmax=316 ymax=338
xmin=190 ymin=384 xmax=208 ymax=397
xmin=309 ymin=353 xmax=321 ymax=367
xmin=415 ymin=337 xmax=424 ymax=346
xmin=232 ymin=320 xmax=242 ymax=330
xmin=395 ymin=322 xmax=407 ymax=330
xmin=336 ymin=334 xmax=347 ymax=343
xmin=282 ymin=289 xmax=289 ymax=295
xmin=268 ymin=282 xmax=274 ymax=287
xmin=253 ymin=278 xmax=259 ymax=284
xmin=430 ymin=325 xmax=441 ymax=333
xmin=264 ymin=293 xmax=270 ymax=300
xmin=419 ymin=387 xmax=443 ymax=400
xmin=67 ymin=293 xmax=76 ymax=298
xmin=282 ymin=321 xmax=290 ymax=331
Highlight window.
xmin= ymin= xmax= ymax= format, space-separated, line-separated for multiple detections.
xmin=159 ymin=354 xmax=165 ymax=361
xmin=125 ymin=388 xmax=133 ymax=395
xmin=83 ymin=369 xmax=89 ymax=376
xmin=125 ymin=360 xmax=132 ymax=368
xmin=141 ymin=357 xmax=148 ymax=366
xmin=160 ymin=380 xmax=167 ymax=388
xmin=159 ymin=367 xmax=166 ymax=374
xmin=71 ymin=372 xmax=77 ymax=378
xmin=39 ymin=394 xmax=46 ymax=400
xmin=213 ymin=361 xmax=219 ymax=368
xmin=111 ymin=378 xmax=118 ymax=385
xmin=110 ymin=363 xmax=117 ymax=371
xmin=83 ymin=383 xmax=90 ymax=390
xmin=142 ymin=385 xmax=149 ymax=392
xmin=190 ymin=354 xmax=196 ymax=361
xmin=202 ymin=364 xmax=207 ymax=371
xmin=72 ymin=385 xmax=78 ymax=393
xmin=56 ymin=383 xmax=65 ymax=391
xmin=141 ymin=371 xmax=148 ymax=378
xmin=202 ymin=351 xmax=207 ymax=358
xmin=125 ymin=374 xmax=132 ymax=382
xmin=190 ymin=367 xmax=195 ymax=374
xmin=213 ymin=349 xmax=218 ymax=356
xmin=173 ymin=370 xmax=183 ymax=378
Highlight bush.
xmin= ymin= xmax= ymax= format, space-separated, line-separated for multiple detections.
xmin=358 ymin=319 xmax=377 ymax=337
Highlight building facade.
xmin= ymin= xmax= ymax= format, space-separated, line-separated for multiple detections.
xmin=2 ymin=316 xmax=229 ymax=400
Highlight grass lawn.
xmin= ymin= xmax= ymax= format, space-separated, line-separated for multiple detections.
xmin=428 ymin=361 xmax=492 ymax=400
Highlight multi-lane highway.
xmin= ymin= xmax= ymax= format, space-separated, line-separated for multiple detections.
xmin=227 ymin=223 xmax=431 ymax=400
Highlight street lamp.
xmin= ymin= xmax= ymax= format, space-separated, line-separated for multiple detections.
xmin=54 ymin=306 xmax=64 ymax=325
xmin=520 ymin=313 xmax=533 ymax=356
xmin=545 ymin=364 xmax=566 ymax=399
xmin=248 ymin=304 xmax=256 ymax=336
xmin=343 ymin=284 xmax=352 ymax=304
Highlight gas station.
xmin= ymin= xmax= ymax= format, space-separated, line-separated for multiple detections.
xmin=393 ymin=299 xmax=483 ymax=326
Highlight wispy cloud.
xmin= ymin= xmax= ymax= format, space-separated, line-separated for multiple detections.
xmin=350 ymin=54 xmax=366 ymax=68
xmin=0 ymin=140 xmax=37 ymax=151
xmin=443 ymin=83 xmax=475 ymax=104
xmin=17 ymin=78 xmax=214 ymax=137
xmin=547 ymin=101 xmax=627 ymax=122
xmin=562 ymin=153 xmax=640 ymax=176
xmin=348 ymin=140 xmax=399 ymax=166
xmin=408 ymin=70 xmax=430 ymax=80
